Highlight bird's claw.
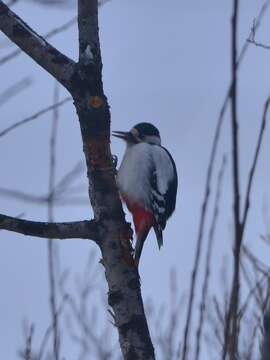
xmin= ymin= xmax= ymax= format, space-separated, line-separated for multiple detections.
xmin=112 ymin=155 xmax=118 ymax=174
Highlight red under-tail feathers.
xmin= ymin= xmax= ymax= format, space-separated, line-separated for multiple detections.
xmin=124 ymin=198 xmax=162 ymax=264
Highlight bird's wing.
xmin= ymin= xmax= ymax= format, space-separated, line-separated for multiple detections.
xmin=150 ymin=146 xmax=178 ymax=230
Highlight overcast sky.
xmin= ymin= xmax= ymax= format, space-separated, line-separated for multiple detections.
xmin=1 ymin=0 xmax=270 ymax=359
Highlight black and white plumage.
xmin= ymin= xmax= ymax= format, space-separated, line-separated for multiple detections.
xmin=113 ymin=122 xmax=178 ymax=264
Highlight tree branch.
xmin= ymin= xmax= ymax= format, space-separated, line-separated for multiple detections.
xmin=0 ymin=214 xmax=99 ymax=240
xmin=223 ymin=1 xmax=241 ymax=359
xmin=0 ymin=16 xmax=77 ymax=66
xmin=69 ymin=1 xmax=156 ymax=358
xmin=180 ymin=3 xmax=270 ymax=357
xmin=75 ymin=0 xmax=104 ymax=96
xmin=242 ymin=97 xmax=270 ymax=230
xmin=0 ymin=96 xmax=71 ymax=138
xmin=78 ymin=1 xmax=98 ymax=58
xmin=0 ymin=77 xmax=32 ymax=106
xmin=0 ymin=1 xmax=75 ymax=90
xmin=195 ymin=155 xmax=227 ymax=360
xmin=0 ymin=0 xmax=111 ymax=66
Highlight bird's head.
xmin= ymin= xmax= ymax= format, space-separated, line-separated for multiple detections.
xmin=112 ymin=122 xmax=161 ymax=146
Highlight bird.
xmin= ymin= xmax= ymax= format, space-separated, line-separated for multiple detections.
xmin=112 ymin=122 xmax=178 ymax=265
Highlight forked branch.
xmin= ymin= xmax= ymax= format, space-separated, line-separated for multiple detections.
xmin=0 ymin=1 xmax=75 ymax=89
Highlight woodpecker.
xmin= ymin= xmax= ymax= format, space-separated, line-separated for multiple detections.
xmin=113 ymin=122 xmax=178 ymax=264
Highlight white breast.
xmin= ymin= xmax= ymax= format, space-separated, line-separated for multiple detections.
xmin=117 ymin=143 xmax=175 ymax=210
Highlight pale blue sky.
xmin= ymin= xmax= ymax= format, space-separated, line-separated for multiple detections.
xmin=1 ymin=0 xmax=270 ymax=358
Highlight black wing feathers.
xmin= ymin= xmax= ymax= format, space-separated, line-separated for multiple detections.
xmin=150 ymin=171 xmax=167 ymax=229
xmin=150 ymin=146 xmax=178 ymax=231
xmin=162 ymin=147 xmax=178 ymax=218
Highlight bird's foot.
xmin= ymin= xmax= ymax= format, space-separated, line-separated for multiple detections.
xmin=119 ymin=222 xmax=133 ymax=246
xmin=118 ymin=223 xmax=136 ymax=266
xmin=121 ymin=253 xmax=137 ymax=267
xmin=111 ymin=154 xmax=118 ymax=174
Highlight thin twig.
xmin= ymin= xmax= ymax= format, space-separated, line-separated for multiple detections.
xmin=247 ymin=12 xmax=270 ymax=50
xmin=47 ymin=82 xmax=60 ymax=360
xmin=242 ymin=97 xmax=270 ymax=230
xmin=0 ymin=0 xmax=110 ymax=66
xmin=180 ymin=2 xmax=270 ymax=357
xmin=195 ymin=155 xmax=227 ymax=360
xmin=0 ymin=97 xmax=71 ymax=138
xmin=0 ymin=77 xmax=32 ymax=106
xmin=0 ymin=17 xmax=76 ymax=66
xmin=0 ymin=188 xmax=89 ymax=205
xmin=247 ymin=38 xmax=270 ymax=50
xmin=38 ymin=295 xmax=69 ymax=360
xmin=20 ymin=324 xmax=34 ymax=360
xmin=0 ymin=1 xmax=75 ymax=89
xmin=223 ymin=1 xmax=241 ymax=359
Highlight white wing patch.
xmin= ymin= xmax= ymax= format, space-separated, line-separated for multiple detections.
xmin=151 ymin=146 xmax=175 ymax=195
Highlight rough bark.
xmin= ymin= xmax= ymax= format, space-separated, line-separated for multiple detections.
xmin=0 ymin=0 xmax=156 ymax=358
xmin=0 ymin=215 xmax=98 ymax=240
xmin=67 ymin=2 xmax=155 ymax=358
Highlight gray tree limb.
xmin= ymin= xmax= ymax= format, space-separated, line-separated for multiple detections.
xmin=66 ymin=1 xmax=155 ymax=358
xmin=0 ymin=214 xmax=99 ymax=240
xmin=0 ymin=96 xmax=71 ymax=138
xmin=0 ymin=16 xmax=77 ymax=66
xmin=0 ymin=1 xmax=75 ymax=89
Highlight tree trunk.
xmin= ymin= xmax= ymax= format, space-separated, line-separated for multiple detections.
xmin=71 ymin=84 xmax=155 ymax=358
xmin=0 ymin=0 xmax=156 ymax=357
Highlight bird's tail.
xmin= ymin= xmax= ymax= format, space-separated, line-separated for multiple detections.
xmin=134 ymin=228 xmax=150 ymax=265
xmin=153 ymin=224 xmax=163 ymax=249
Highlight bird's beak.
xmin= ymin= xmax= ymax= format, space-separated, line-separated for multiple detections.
xmin=112 ymin=131 xmax=130 ymax=141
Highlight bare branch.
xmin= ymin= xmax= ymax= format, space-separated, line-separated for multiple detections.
xmin=0 ymin=96 xmax=71 ymax=138
xmin=0 ymin=162 xmax=86 ymax=207
xmin=78 ymin=1 xmax=100 ymax=62
xmin=179 ymin=1 xmax=270 ymax=354
xmin=242 ymin=97 xmax=270 ymax=229
xmin=0 ymin=16 xmax=77 ymax=66
xmin=0 ymin=1 xmax=75 ymax=89
xmin=248 ymin=38 xmax=270 ymax=50
xmin=0 ymin=0 xmax=111 ymax=66
xmin=38 ymin=294 xmax=69 ymax=360
xmin=70 ymin=0 xmax=156 ymax=358
xmin=77 ymin=0 xmax=104 ymax=95
xmin=0 ymin=77 xmax=32 ymax=106
xmin=47 ymin=82 xmax=61 ymax=360
xmin=0 ymin=188 xmax=49 ymax=203
xmin=0 ymin=214 xmax=99 ymax=240
xmin=247 ymin=12 xmax=270 ymax=50
xmin=19 ymin=324 xmax=34 ymax=360
xmin=0 ymin=188 xmax=90 ymax=206
xmin=195 ymin=155 xmax=227 ymax=360
xmin=223 ymin=1 xmax=241 ymax=358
